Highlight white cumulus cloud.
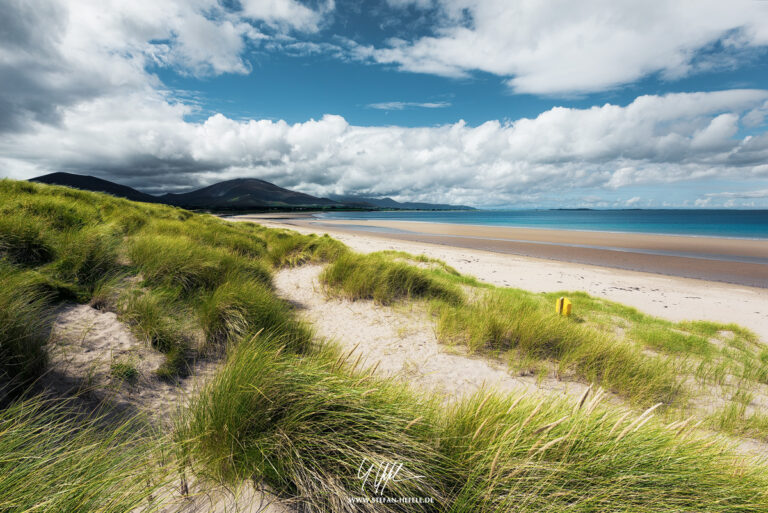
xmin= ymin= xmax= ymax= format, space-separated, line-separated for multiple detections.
xmin=0 ymin=0 xmax=330 ymax=132
xmin=365 ymin=0 xmax=768 ymax=95
xmin=2 ymin=90 xmax=768 ymax=205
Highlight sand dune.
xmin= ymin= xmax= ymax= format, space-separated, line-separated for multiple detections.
xmin=274 ymin=265 xmax=590 ymax=402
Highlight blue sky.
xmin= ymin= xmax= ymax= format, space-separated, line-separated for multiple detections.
xmin=160 ymin=3 xmax=768 ymax=128
xmin=2 ymin=0 xmax=768 ymax=207
xmin=162 ymin=45 xmax=768 ymax=128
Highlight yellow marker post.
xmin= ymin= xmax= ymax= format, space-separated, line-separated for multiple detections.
xmin=556 ymin=297 xmax=572 ymax=316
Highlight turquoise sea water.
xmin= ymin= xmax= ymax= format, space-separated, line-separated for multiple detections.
xmin=317 ymin=210 xmax=768 ymax=239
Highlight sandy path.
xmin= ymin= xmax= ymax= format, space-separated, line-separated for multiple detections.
xmin=48 ymin=304 xmax=291 ymax=513
xmin=274 ymin=265 xmax=589 ymax=402
xmin=46 ymin=304 xmax=219 ymax=421
xmin=245 ymin=219 xmax=768 ymax=343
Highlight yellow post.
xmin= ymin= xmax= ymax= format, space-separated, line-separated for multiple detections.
xmin=556 ymin=297 xmax=572 ymax=316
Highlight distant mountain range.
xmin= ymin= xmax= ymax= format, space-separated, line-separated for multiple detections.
xmin=329 ymin=194 xmax=474 ymax=211
xmin=160 ymin=178 xmax=338 ymax=208
xmin=29 ymin=172 xmax=474 ymax=211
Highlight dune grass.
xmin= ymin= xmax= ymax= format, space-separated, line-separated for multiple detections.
xmin=197 ymin=278 xmax=312 ymax=352
xmin=434 ymin=288 xmax=683 ymax=406
xmin=120 ymin=288 xmax=188 ymax=353
xmin=262 ymin=229 xmax=348 ymax=267
xmin=0 ymin=215 xmax=56 ymax=266
xmin=0 ymin=264 xmax=51 ymax=393
xmin=0 ymin=395 xmax=169 ymax=512
xmin=0 ymin=179 xmax=362 ymax=509
xmin=319 ymin=249 xmax=768 ymax=417
xmin=177 ymin=332 xmax=446 ymax=510
xmin=110 ymin=360 xmax=140 ymax=385
xmin=178 ymin=330 xmax=768 ymax=512
xmin=128 ymin=233 xmax=270 ymax=293
xmin=321 ymin=252 xmax=464 ymax=305
xmin=4 ymin=178 xmax=768 ymax=511
xmin=541 ymin=291 xmax=768 ymax=437
xmin=53 ymin=226 xmax=121 ymax=293
xmin=320 ymin=252 xmax=682 ymax=405
xmin=0 ymin=178 xmax=336 ymax=382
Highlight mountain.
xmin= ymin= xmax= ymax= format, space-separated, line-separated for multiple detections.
xmin=329 ymin=194 xmax=474 ymax=210
xmin=161 ymin=178 xmax=339 ymax=208
xmin=29 ymin=173 xmax=339 ymax=209
xmin=30 ymin=172 xmax=159 ymax=203
xmin=28 ymin=172 xmax=471 ymax=210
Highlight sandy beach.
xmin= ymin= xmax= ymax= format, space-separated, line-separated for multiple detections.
xmin=232 ymin=214 xmax=768 ymax=342
xmin=295 ymin=218 xmax=768 ymax=287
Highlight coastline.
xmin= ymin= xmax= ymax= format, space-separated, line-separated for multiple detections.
xmin=314 ymin=214 xmax=768 ymax=241
xmin=231 ymin=214 xmax=768 ymax=342
xmin=253 ymin=216 xmax=768 ymax=288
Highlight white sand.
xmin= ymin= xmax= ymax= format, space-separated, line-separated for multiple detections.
xmin=46 ymin=303 xmax=220 ymax=420
xmin=255 ymin=220 xmax=768 ymax=343
xmin=49 ymin=304 xmax=292 ymax=513
xmin=275 ymin=265 xmax=590 ymax=402
xmin=142 ymin=479 xmax=291 ymax=513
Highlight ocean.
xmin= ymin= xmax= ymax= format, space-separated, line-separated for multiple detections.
xmin=317 ymin=209 xmax=768 ymax=239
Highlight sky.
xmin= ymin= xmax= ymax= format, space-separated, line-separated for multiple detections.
xmin=1 ymin=0 xmax=768 ymax=208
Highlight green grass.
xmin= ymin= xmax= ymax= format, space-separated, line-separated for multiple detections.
xmin=177 ymin=332 xmax=446 ymax=508
xmin=178 ymin=331 xmax=768 ymax=512
xmin=435 ymin=288 xmax=682 ymax=406
xmin=119 ymin=287 xmax=195 ymax=378
xmin=320 ymin=253 xmax=683 ymax=406
xmin=197 ymin=278 xmax=312 ymax=352
xmin=376 ymin=249 xmax=478 ymax=284
xmin=544 ymin=291 xmax=760 ymax=358
xmin=629 ymin=324 xmax=713 ymax=356
xmin=0 ymin=395 xmax=169 ymax=512
xmin=0 ymin=178 xmax=337 ymax=384
xmin=128 ymin=233 xmax=269 ymax=293
xmin=0 ymin=215 xmax=55 ymax=266
xmin=110 ymin=361 xmax=139 ymax=384
xmin=52 ymin=226 xmax=120 ymax=293
xmin=315 ymin=237 xmax=768 ymax=440
xmin=156 ymin=346 xmax=189 ymax=381
xmin=263 ymin=230 xmax=348 ymax=267
xmin=5 ymin=178 xmax=768 ymax=511
xmin=145 ymin=217 xmax=268 ymax=258
xmin=709 ymin=404 xmax=768 ymax=441
xmin=318 ymin=251 xmax=768 ymax=415
xmin=120 ymin=288 xmax=187 ymax=353
xmin=321 ymin=251 xmax=464 ymax=305
xmin=0 ymin=264 xmax=51 ymax=392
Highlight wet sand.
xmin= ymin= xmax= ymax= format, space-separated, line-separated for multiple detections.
xmin=248 ymin=216 xmax=768 ymax=288
xmin=229 ymin=214 xmax=768 ymax=341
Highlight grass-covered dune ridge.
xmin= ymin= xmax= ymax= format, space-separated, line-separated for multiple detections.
xmin=322 ymin=250 xmax=768 ymax=431
xmin=180 ymin=331 xmax=768 ymax=512
xmin=0 ymin=179 xmax=342 ymax=509
xmin=0 ymin=179 xmax=343 ymax=387
xmin=1 ymin=178 xmax=768 ymax=511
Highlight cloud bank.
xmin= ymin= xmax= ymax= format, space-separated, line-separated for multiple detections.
xmin=3 ymin=87 xmax=768 ymax=205
xmin=2 ymin=0 xmax=768 ymax=207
